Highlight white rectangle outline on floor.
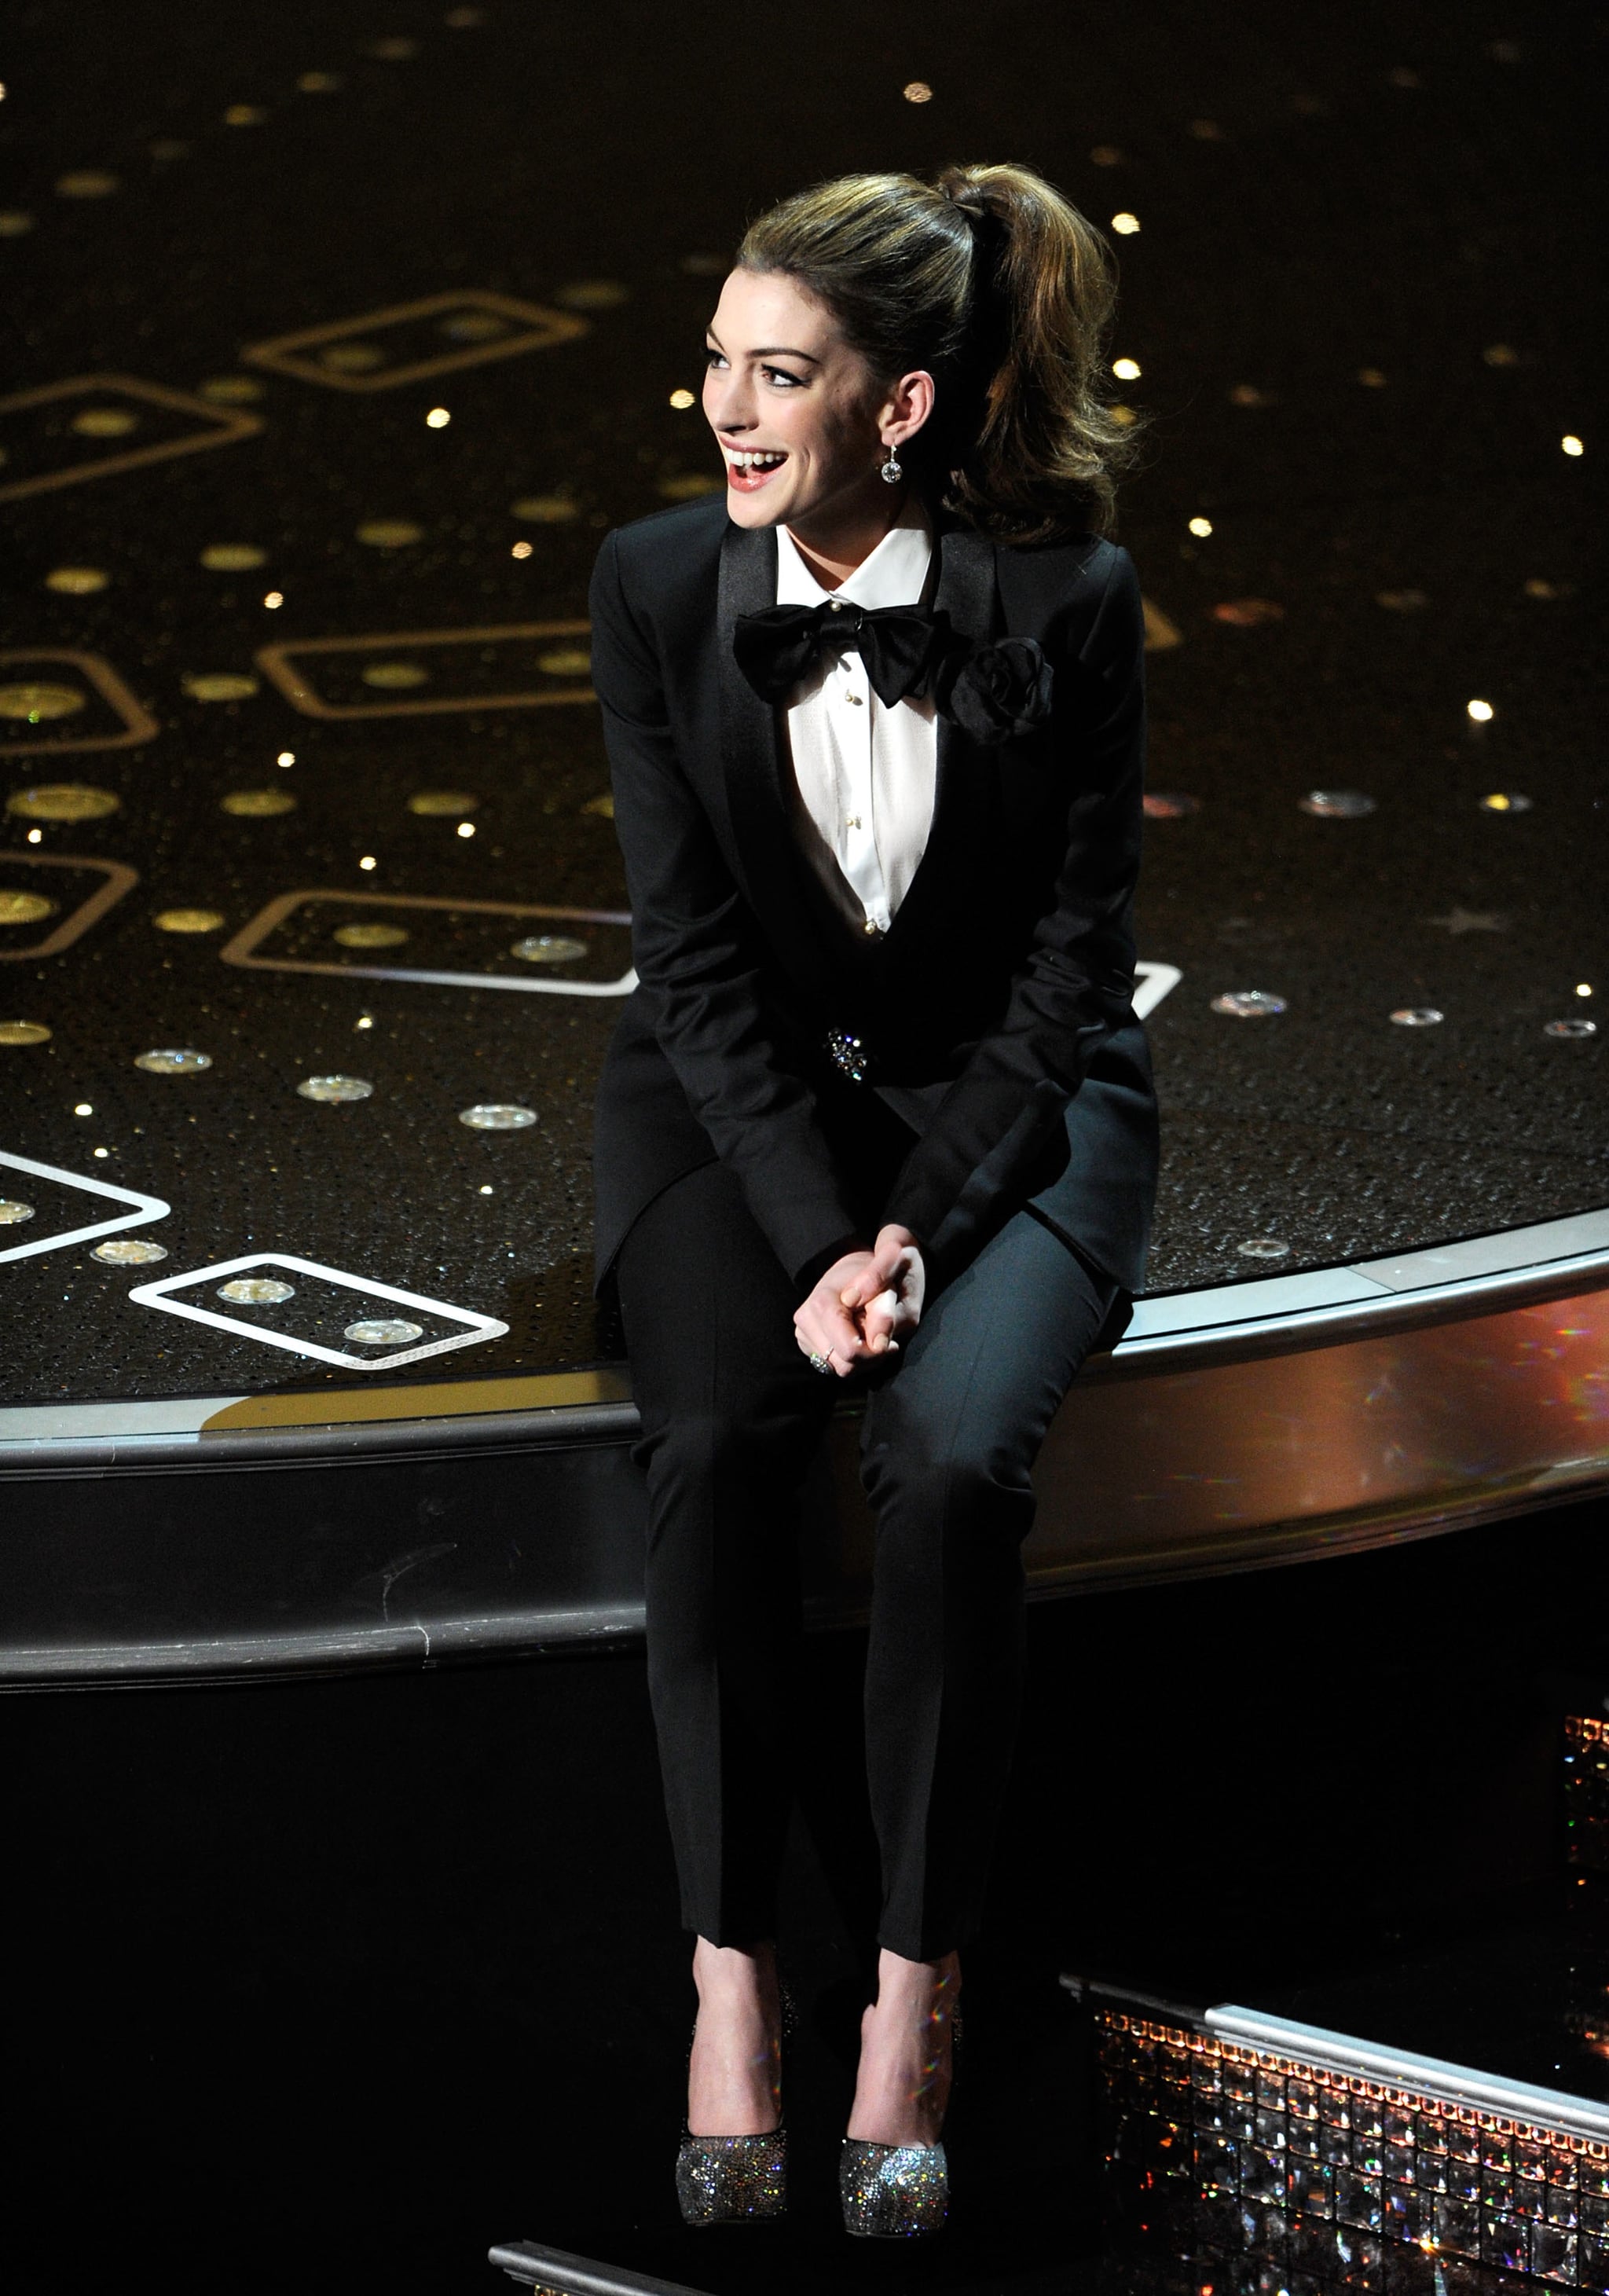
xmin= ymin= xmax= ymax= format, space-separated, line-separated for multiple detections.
xmin=0 ymin=1148 xmax=170 ymax=1265
xmin=127 ymin=1253 xmax=510 ymax=1371
xmin=1131 ymin=963 xmax=1180 ymax=1020
xmin=218 ymin=890 xmax=636 ymax=999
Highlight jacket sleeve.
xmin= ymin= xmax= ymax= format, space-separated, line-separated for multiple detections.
xmin=881 ymin=543 xmax=1147 ymax=1289
xmin=589 ymin=529 xmax=867 ymax=1289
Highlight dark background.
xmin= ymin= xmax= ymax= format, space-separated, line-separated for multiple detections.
xmin=9 ymin=1500 xmax=1609 ymax=2293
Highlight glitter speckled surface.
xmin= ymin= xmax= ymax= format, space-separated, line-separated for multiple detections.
xmin=840 ymin=2136 xmax=951 ymax=2238
xmin=674 ymin=2130 xmax=788 ymax=2226
xmin=0 ymin=0 xmax=1601 ymax=1405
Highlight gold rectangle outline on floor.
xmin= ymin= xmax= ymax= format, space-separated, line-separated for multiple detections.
xmin=240 ymin=289 xmax=588 ymax=390
xmin=0 ymin=853 xmax=139 ymax=958
xmin=0 ymin=647 xmax=159 ymax=755
xmin=218 ymin=887 xmax=633 ymax=996
xmin=0 ymin=375 xmax=262 ymax=504
xmin=253 ymin=619 xmax=594 ymax=718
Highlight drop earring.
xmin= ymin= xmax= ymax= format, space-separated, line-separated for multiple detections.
xmin=878 ymin=444 xmax=903 ymax=485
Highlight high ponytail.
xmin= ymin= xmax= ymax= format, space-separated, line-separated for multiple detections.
xmin=736 ymin=163 xmax=1146 ymax=544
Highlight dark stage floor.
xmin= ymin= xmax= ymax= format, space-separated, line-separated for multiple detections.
xmin=10 ymin=1496 xmax=1609 ymax=2295
xmin=1 ymin=1 xmax=1604 ymax=1406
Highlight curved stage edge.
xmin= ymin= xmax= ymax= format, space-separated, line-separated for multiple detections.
xmin=2 ymin=1205 xmax=1606 ymax=1689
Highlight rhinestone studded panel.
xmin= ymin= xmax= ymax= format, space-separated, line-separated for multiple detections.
xmin=1098 ymin=2008 xmax=1609 ymax=2290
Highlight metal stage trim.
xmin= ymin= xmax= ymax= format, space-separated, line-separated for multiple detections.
xmin=1 ymin=1206 xmax=1605 ymax=1689
xmin=489 ymin=2241 xmax=712 ymax=2296
xmin=1076 ymin=1979 xmax=1609 ymax=2145
xmin=1202 ymin=2007 xmax=1609 ymax=2147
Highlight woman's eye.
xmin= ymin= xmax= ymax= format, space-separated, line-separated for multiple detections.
xmin=703 ymin=349 xmax=727 ymax=369
xmin=764 ymin=367 xmax=804 ymax=388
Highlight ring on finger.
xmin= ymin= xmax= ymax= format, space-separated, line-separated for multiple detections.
xmin=807 ymin=1349 xmax=833 ymax=1375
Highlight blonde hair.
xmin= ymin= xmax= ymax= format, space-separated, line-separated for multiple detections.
xmin=737 ymin=163 xmax=1146 ymax=543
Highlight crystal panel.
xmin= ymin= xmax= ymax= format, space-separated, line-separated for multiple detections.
xmin=1097 ymin=2007 xmax=1608 ymax=2290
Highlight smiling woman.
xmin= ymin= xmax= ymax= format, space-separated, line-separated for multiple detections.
xmin=587 ymin=160 xmax=1157 ymax=2241
xmin=709 ymin=163 xmax=1147 ymax=557
xmin=703 ymin=269 xmax=934 ymax=584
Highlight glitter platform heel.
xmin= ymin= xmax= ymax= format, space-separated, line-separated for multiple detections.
xmin=674 ymin=2126 xmax=788 ymax=2227
xmin=839 ymin=2136 xmax=948 ymax=2236
xmin=674 ymin=1981 xmax=794 ymax=2227
xmin=839 ymin=2001 xmax=962 ymax=2238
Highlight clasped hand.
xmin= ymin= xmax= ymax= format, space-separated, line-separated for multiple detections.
xmin=792 ymin=1223 xmax=925 ymax=1379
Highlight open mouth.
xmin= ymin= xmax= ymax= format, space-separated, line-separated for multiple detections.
xmin=724 ymin=448 xmax=788 ymax=493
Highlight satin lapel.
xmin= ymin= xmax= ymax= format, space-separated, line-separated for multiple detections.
xmin=715 ymin=521 xmax=834 ymax=968
xmin=881 ymin=525 xmax=1000 ymax=948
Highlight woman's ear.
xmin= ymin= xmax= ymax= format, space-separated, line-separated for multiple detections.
xmin=879 ymin=368 xmax=936 ymax=450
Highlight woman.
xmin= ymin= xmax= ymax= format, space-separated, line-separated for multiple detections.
xmin=588 ymin=162 xmax=1159 ymax=2239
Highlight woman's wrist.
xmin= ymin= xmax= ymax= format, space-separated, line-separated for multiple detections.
xmin=794 ymin=1233 xmax=874 ymax=1296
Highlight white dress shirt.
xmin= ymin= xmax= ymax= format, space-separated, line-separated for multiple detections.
xmin=774 ymin=502 xmax=938 ymax=940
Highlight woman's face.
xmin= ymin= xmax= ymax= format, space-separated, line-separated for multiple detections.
xmin=702 ymin=268 xmax=928 ymax=535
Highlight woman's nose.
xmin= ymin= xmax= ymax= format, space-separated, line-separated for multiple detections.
xmin=706 ymin=371 xmax=755 ymax=431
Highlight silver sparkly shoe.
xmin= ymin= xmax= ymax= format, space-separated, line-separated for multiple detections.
xmin=675 ymin=1982 xmax=793 ymax=2226
xmin=839 ymin=2137 xmax=948 ymax=2237
xmin=675 ymin=2128 xmax=787 ymax=2226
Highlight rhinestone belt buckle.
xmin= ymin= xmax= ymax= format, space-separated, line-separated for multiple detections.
xmin=825 ymin=1026 xmax=870 ymax=1084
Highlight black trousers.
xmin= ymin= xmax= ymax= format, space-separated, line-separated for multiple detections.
xmin=614 ymin=1150 xmax=1119 ymax=1964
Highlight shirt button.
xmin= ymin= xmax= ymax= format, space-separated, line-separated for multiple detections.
xmin=845 ymin=815 xmax=861 ymax=829
xmin=863 ymin=919 xmax=881 ymax=937
xmin=845 ymin=692 xmax=863 ymax=706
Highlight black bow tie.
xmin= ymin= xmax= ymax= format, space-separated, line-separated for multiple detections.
xmin=733 ymin=599 xmax=1057 ymax=746
xmin=732 ymin=600 xmax=948 ymax=711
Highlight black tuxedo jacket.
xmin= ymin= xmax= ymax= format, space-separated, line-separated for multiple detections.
xmin=588 ymin=493 xmax=1159 ymax=1308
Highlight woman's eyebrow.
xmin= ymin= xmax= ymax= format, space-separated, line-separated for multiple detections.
xmin=705 ymin=331 xmax=822 ymax=364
